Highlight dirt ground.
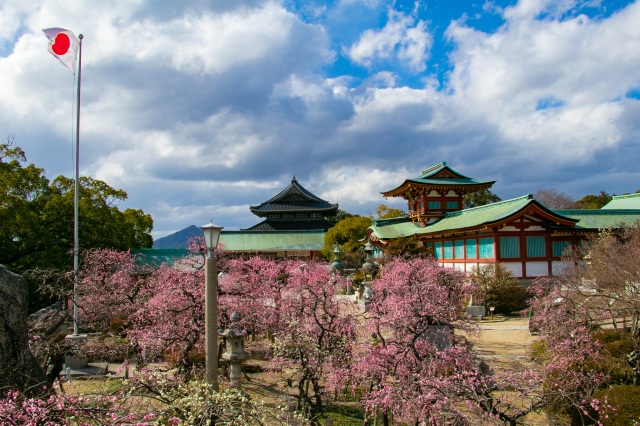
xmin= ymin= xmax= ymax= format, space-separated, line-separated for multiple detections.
xmin=461 ymin=316 xmax=551 ymax=425
xmin=463 ymin=316 xmax=537 ymax=372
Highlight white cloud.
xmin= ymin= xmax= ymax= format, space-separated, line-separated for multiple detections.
xmin=444 ymin=1 xmax=640 ymax=163
xmin=2 ymin=0 xmax=640 ymax=238
xmin=124 ymin=6 xmax=296 ymax=75
xmin=314 ymin=165 xmax=409 ymax=209
xmin=346 ymin=86 xmax=435 ymax=135
xmin=346 ymin=9 xmax=432 ymax=72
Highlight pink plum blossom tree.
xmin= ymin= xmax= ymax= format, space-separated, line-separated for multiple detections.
xmin=352 ymin=257 xmax=609 ymax=425
xmin=220 ymin=258 xmax=356 ymax=424
xmin=75 ymin=237 xmax=226 ymax=369
xmin=354 ymin=257 xmax=485 ymax=425
xmin=77 ymin=249 xmax=154 ymax=334
xmin=128 ymin=263 xmax=205 ymax=369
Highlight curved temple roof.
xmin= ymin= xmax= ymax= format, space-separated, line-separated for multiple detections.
xmin=600 ymin=193 xmax=640 ymax=210
xmin=250 ymin=177 xmax=338 ymax=217
xmin=381 ymin=162 xmax=495 ymax=197
xmin=368 ymin=193 xmax=640 ymax=242
xmin=368 ymin=195 xmax=579 ymax=241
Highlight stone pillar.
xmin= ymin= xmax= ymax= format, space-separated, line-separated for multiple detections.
xmin=64 ymin=334 xmax=88 ymax=369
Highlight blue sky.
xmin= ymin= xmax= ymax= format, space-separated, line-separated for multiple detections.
xmin=1 ymin=0 xmax=639 ymax=238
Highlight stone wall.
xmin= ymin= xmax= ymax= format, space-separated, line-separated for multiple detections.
xmin=0 ymin=265 xmax=52 ymax=396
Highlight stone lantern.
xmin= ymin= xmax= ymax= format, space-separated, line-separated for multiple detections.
xmin=220 ymin=311 xmax=249 ymax=389
xmin=361 ymin=242 xmax=378 ymax=280
xmin=360 ymin=242 xmax=377 ymax=311
xmin=330 ymin=244 xmax=344 ymax=273
xmin=362 ymin=284 xmax=373 ymax=311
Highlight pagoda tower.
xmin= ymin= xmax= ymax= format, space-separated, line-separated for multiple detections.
xmin=244 ymin=177 xmax=338 ymax=231
xmin=381 ymin=162 xmax=494 ymax=224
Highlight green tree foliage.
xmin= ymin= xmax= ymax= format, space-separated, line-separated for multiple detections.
xmin=0 ymin=140 xmax=153 ymax=272
xmin=380 ymin=235 xmax=431 ymax=262
xmin=324 ymin=208 xmax=351 ymax=225
xmin=470 ymin=263 xmax=528 ymax=315
xmin=463 ymin=188 xmax=501 ymax=208
xmin=376 ymin=204 xmax=405 ymax=219
xmin=572 ymin=190 xmax=612 ymax=209
xmin=1 ymin=141 xmax=50 ymax=269
xmin=322 ymin=215 xmax=372 ymax=259
xmin=592 ymin=329 xmax=636 ymax=385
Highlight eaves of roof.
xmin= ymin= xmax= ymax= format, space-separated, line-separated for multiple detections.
xmin=554 ymin=209 xmax=640 ymax=229
xmin=381 ymin=178 xmax=495 ymax=196
xmin=251 ymin=202 xmax=338 ymax=212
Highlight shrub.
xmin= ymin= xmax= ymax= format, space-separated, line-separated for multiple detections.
xmin=593 ymin=385 xmax=640 ymax=426
xmin=593 ymin=329 xmax=636 ymax=385
xmin=470 ymin=264 xmax=530 ymax=315
xmin=529 ymin=339 xmax=547 ymax=361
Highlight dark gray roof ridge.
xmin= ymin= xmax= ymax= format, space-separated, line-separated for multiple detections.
xmin=251 ymin=177 xmax=335 ymax=208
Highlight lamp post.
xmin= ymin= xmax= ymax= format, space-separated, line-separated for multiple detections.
xmin=201 ymin=222 xmax=223 ymax=390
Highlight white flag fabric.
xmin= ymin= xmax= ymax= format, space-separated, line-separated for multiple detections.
xmin=42 ymin=28 xmax=79 ymax=74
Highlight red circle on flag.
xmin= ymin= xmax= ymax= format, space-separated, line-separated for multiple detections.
xmin=52 ymin=33 xmax=70 ymax=55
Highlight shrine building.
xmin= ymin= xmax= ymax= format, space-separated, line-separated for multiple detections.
xmin=366 ymin=162 xmax=640 ymax=279
xmin=140 ymin=177 xmax=338 ymax=264
xmin=219 ymin=177 xmax=338 ymax=259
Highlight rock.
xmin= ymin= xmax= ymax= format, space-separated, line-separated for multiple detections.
xmin=0 ymin=265 xmax=52 ymax=396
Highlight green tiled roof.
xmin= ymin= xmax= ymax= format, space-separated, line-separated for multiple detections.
xmin=369 ymin=194 xmax=640 ymax=241
xmin=601 ymin=193 xmax=640 ymax=210
xmin=370 ymin=195 xmax=579 ymax=239
xmin=131 ymin=249 xmax=189 ymax=267
xmin=132 ymin=231 xmax=326 ymax=266
xmin=407 ymin=177 xmax=495 ymax=186
xmin=555 ymin=209 xmax=640 ymax=229
xmin=369 ymin=218 xmax=424 ymax=239
xmin=381 ymin=162 xmax=495 ymax=195
xmin=416 ymin=195 xmax=545 ymax=235
xmin=419 ymin=162 xmax=469 ymax=179
xmin=219 ymin=231 xmax=325 ymax=251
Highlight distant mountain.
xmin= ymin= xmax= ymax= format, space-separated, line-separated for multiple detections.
xmin=153 ymin=225 xmax=200 ymax=249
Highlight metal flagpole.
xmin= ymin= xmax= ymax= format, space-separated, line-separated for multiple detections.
xmin=72 ymin=34 xmax=83 ymax=336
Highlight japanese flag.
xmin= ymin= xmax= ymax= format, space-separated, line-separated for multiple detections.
xmin=42 ymin=28 xmax=79 ymax=74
